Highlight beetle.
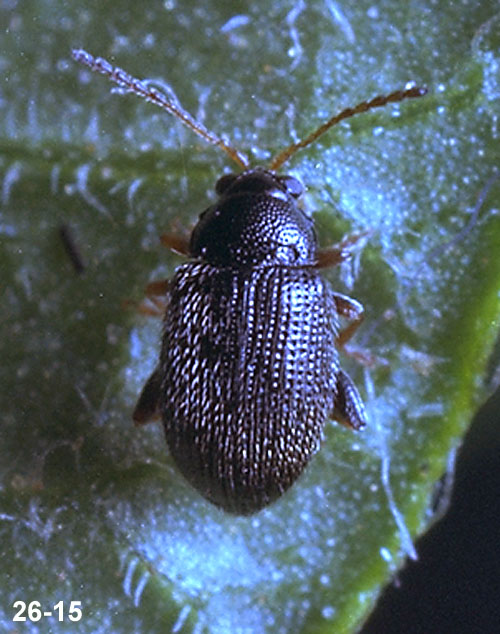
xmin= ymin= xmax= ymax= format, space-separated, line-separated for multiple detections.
xmin=72 ymin=48 xmax=426 ymax=514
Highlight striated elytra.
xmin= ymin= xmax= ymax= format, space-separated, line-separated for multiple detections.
xmin=133 ymin=168 xmax=367 ymax=514
xmin=72 ymin=47 xmax=427 ymax=514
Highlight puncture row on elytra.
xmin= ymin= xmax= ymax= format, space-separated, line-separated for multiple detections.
xmin=72 ymin=47 xmax=427 ymax=514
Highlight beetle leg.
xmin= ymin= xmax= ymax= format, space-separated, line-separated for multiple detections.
xmin=333 ymin=293 xmax=383 ymax=366
xmin=133 ymin=279 xmax=171 ymax=317
xmin=333 ymin=292 xmax=364 ymax=347
xmin=144 ymin=279 xmax=170 ymax=311
xmin=160 ymin=232 xmax=190 ymax=256
xmin=133 ymin=367 xmax=163 ymax=426
xmin=315 ymin=245 xmax=349 ymax=268
xmin=315 ymin=232 xmax=369 ymax=269
xmin=145 ymin=279 xmax=170 ymax=297
xmin=331 ymin=369 xmax=367 ymax=430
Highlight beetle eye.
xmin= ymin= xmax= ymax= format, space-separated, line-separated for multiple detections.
xmin=274 ymin=245 xmax=299 ymax=264
xmin=215 ymin=173 xmax=237 ymax=195
xmin=279 ymin=175 xmax=303 ymax=198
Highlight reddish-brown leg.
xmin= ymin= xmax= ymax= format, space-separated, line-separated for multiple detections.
xmin=133 ymin=279 xmax=172 ymax=422
xmin=138 ymin=228 xmax=189 ymax=316
xmin=315 ymin=232 xmax=369 ymax=269
xmin=316 ymin=232 xmax=370 ymax=351
xmin=333 ymin=292 xmax=364 ymax=347
xmin=133 ymin=232 xmax=189 ymax=423
xmin=134 ymin=279 xmax=171 ymax=317
xmin=330 ymin=294 xmax=368 ymax=430
xmin=160 ymin=232 xmax=190 ymax=256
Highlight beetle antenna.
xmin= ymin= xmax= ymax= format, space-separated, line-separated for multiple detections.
xmin=72 ymin=48 xmax=250 ymax=170
xmin=268 ymin=85 xmax=428 ymax=171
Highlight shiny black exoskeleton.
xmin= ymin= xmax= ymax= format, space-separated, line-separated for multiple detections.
xmin=73 ymin=48 xmax=428 ymax=514
xmin=134 ymin=169 xmax=367 ymax=515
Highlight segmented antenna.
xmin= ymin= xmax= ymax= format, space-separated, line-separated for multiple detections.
xmin=268 ymin=85 xmax=428 ymax=170
xmin=72 ymin=48 xmax=427 ymax=173
xmin=71 ymin=48 xmax=250 ymax=170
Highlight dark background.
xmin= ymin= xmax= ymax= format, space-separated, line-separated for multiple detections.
xmin=362 ymin=383 xmax=500 ymax=634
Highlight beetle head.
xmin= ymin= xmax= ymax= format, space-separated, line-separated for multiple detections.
xmin=189 ymin=169 xmax=317 ymax=267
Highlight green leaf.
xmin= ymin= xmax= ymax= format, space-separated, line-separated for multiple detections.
xmin=1 ymin=1 xmax=499 ymax=632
